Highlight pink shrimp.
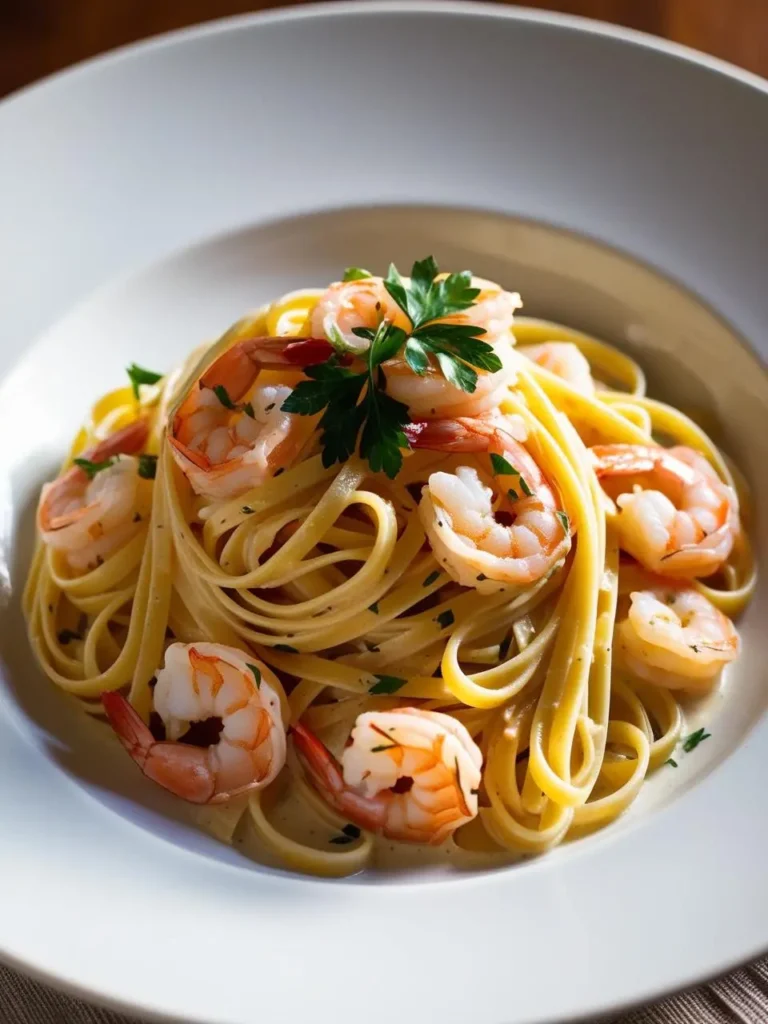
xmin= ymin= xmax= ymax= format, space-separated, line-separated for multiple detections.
xmin=407 ymin=415 xmax=571 ymax=592
xmin=38 ymin=418 xmax=150 ymax=572
xmin=168 ymin=336 xmax=333 ymax=500
xmin=292 ymin=708 xmax=482 ymax=845
xmin=591 ymin=444 xmax=740 ymax=577
xmin=103 ymin=643 xmax=286 ymax=804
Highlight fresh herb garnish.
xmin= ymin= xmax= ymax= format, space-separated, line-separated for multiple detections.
xmin=477 ymin=573 xmax=488 ymax=581
xmin=241 ymin=505 xmax=255 ymax=515
xmin=342 ymin=823 xmax=361 ymax=839
xmin=490 ymin=453 xmax=534 ymax=497
xmin=283 ymin=321 xmax=410 ymax=478
xmin=423 ymin=570 xmax=441 ymax=587
xmin=57 ymin=628 xmax=82 ymax=645
xmin=436 ymin=609 xmax=455 ymax=629
xmin=665 ymin=758 xmax=678 ymax=767
xmin=247 ymin=663 xmax=262 ymax=688
xmin=213 ymin=384 xmax=237 ymax=410
xmin=368 ymin=602 xmax=379 ymax=614
xmin=556 ymin=510 xmax=570 ymax=535
xmin=371 ymin=743 xmax=399 ymax=753
xmin=74 ymin=457 xmax=115 ymax=480
xmin=385 ymin=257 xmax=501 ymax=394
xmin=682 ymin=728 xmax=711 ymax=753
xmin=126 ymin=363 xmax=162 ymax=400
xmin=242 ymin=402 xmax=255 ymax=419
xmin=274 ymin=643 xmax=299 ymax=654
xmin=282 ymin=256 xmax=503 ymax=477
xmin=343 ymin=267 xmax=372 ymax=282
xmin=368 ymin=675 xmax=407 ymax=695
xmin=137 ymin=454 xmax=158 ymax=480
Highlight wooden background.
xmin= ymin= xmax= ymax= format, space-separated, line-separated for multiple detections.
xmin=1 ymin=0 xmax=766 ymax=99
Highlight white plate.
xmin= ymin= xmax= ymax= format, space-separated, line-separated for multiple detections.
xmin=1 ymin=4 xmax=768 ymax=1022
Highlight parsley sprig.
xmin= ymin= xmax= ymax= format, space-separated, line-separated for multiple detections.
xmin=282 ymin=256 xmax=505 ymax=477
xmin=384 ymin=257 xmax=502 ymax=393
xmin=282 ymin=320 xmax=410 ymax=478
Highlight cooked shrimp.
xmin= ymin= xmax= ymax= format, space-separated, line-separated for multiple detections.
xmin=38 ymin=418 xmax=149 ymax=572
xmin=384 ymin=339 xmax=518 ymax=419
xmin=310 ymin=274 xmax=520 ymax=418
xmin=169 ymin=336 xmax=332 ymax=500
xmin=292 ymin=708 xmax=482 ymax=844
xmin=616 ymin=584 xmax=739 ymax=691
xmin=309 ymin=277 xmax=409 ymax=352
xmin=591 ymin=444 xmax=739 ymax=577
xmin=102 ymin=643 xmax=286 ymax=804
xmin=520 ymin=341 xmax=595 ymax=395
xmin=409 ymin=416 xmax=571 ymax=592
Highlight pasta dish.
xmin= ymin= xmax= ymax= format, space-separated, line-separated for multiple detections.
xmin=23 ymin=259 xmax=755 ymax=876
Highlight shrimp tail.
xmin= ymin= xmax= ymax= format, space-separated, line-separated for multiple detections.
xmin=292 ymin=722 xmax=387 ymax=831
xmin=199 ymin=337 xmax=339 ymax=401
xmin=102 ymin=691 xmax=216 ymax=804
xmin=291 ymin=721 xmax=346 ymax=797
xmin=86 ymin=418 xmax=150 ymax=462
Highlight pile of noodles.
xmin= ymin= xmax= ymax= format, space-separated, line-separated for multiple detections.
xmin=24 ymin=290 xmax=755 ymax=876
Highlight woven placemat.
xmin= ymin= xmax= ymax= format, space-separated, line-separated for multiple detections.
xmin=2 ymin=955 xmax=767 ymax=1023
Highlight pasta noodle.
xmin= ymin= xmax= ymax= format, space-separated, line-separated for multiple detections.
xmin=23 ymin=270 xmax=755 ymax=877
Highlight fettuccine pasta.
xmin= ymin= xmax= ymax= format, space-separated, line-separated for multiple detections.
xmin=23 ymin=262 xmax=754 ymax=877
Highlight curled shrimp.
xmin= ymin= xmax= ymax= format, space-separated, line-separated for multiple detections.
xmin=591 ymin=444 xmax=740 ymax=577
xmin=520 ymin=341 xmax=595 ymax=395
xmin=38 ymin=418 xmax=150 ymax=572
xmin=309 ymin=277 xmax=409 ymax=352
xmin=310 ymin=275 xmax=520 ymax=418
xmin=616 ymin=584 xmax=739 ymax=691
xmin=102 ymin=642 xmax=286 ymax=804
xmin=169 ymin=336 xmax=333 ymax=500
xmin=292 ymin=708 xmax=482 ymax=844
xmin=409 ymin=416 xmax=571 ymax=592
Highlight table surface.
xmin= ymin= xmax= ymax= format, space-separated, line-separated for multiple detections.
xmin=1 ymin=0 xmax=767 ymax=99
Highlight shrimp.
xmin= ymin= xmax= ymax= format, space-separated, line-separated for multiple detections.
xmin=520 ymin=342 xmax=595 ymax=396
xmin=292 ymin=708 xmax=482 ymax=844
xmin=38 ymin=418 xmax=150 ymax=572
xmin=309 ymin=276 xmax=409 ymax=352
xmin=169 ymin=336 xmax=333 ymax=501
xmin=310 ymin=274 xmax=520 ymax=418
xmin=102 ymin=642 xmax=286 ymax=804
xmin=409 ymin=416 xmax=571 ymax=592
xmin=616 ymin=584 xmax=739 ymax=691
xmin=591 ymin=444 xmax=739 ymax=578
xmin=384 ymin=338 xmax=518 ymax=419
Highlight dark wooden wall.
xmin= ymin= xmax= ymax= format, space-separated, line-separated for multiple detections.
xmin=2 ymin=0 xmax=766 ymax=98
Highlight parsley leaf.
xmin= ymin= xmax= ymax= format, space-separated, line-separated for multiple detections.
xmin=213 ymin=384 xmax=237 ymax=410
xmin=74 ymin=457 xmax=115 ymax=480
xmin=126 ymin=363 xmax=162 ymax=400
xmin=274 ymin=643 xmax=299 ymax=654
xmin=343 ymin=267 xmax=372 ymax=282
xmin=282 ymin=324 xmax=410 ymax=478
xmin=247 ymin=663 xmax=262 ymax=688
xmin=368 ymin=675 xmax=407 ymax=695
xmin=665 ymin=758 xmax=678 ymax=767
xmin=342 ymin=823 xmax=361 ymax=838
xmin=682 ymin=728 xmax=711 ymax=753
xmin=423 ymin=570 xmax=441 ymax=587
xmin=436 ymin=609 xmax=455 ymax=629
xmin=137 ymin=454 xmax=158 ymax=480
xmin=556 ymin=510 xmax=570 ymax=535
